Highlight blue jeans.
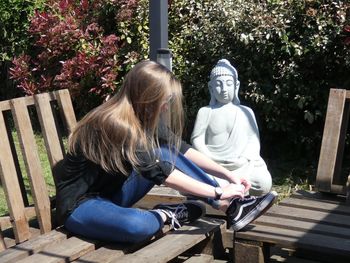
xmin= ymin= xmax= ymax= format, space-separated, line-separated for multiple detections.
xmin=65 ymin=146 xmax=219 ymax=243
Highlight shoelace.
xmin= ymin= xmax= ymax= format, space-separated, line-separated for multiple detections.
xmin=162 ymin=204 xmax=188 ymax=230
xmin=238 ymin=195 xmax=256 ymax=202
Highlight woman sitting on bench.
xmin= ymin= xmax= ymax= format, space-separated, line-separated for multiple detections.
xmin=55 ymin=60 xmax=277 ymax=243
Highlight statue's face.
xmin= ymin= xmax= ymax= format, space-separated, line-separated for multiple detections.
xmin=210 ymin=75 xmax=235 ymax=104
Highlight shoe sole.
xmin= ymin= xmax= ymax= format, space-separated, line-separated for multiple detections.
xmin=231 ymin=191 xmax=278 ymax=232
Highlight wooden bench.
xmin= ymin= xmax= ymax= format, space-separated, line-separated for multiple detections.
xmin=231 ymin=88 xmax=350 ymax=263
xmin=0 ymin=90 xmax=227 ymax=262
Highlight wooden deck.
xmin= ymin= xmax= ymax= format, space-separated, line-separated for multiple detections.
xmin=231 ymin=190 xmax=350 ymax=263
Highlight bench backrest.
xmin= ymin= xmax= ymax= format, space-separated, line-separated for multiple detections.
xmin=316 ymin=88 xmax=350 ymax=195
xmin=0 ymin=90 xmax=76 ymax=248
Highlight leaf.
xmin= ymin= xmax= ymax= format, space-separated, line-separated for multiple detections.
xmin=304 ymin=111 xmax=314 ymax=124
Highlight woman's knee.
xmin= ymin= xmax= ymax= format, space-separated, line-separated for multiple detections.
xmin=123 ymin=215 xmax=161 ymax=243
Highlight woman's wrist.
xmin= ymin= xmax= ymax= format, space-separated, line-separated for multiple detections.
xmin=214 ymin=186 xmax=223 ymax=200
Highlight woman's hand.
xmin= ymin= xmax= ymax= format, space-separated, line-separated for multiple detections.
xmin=220 ymin=183 xmax=246 ymax=200
xmin=228 ymin=173 xmax=251 ymax=194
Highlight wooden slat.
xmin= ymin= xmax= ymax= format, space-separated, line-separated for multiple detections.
xmin=1 ymin=207 xmax=38 ymax=232
xmin=183 ymin=254 xmax=213 ymax=263
xmin=291 ymin=190 xmax=347 ymax=204
xmin=346 ymin=90 xmax=350 ymax=99
xmin=0 ymin=96 xmax=35 ymax=111
xmin=17 ymin=237 xmax=96 ymax=263
xmin=54 ymin=90 xmax=77 ymax=134
xmin=0 ymin=232 xmax=5 ymax=252
xmin=111 ymin=218 xmax=225 ymax=263
xmin=0 ymin=229 xmax=68 ymax=263
xmin=34 ymin=93 xmax=64 ymax=168
xmin=333 ymin=94 xmax=350 ymax=186
xmin=11 ymin=98 xmax=51 ymax=234
xmin=74 ymin=246 xmax=125 ymax=263
xmin=1 ymin=227 xmax=42 ymax=251
xmin=265 ymin=205 xmax=350 ymax=227
xmin=0 ymin=112 xmax=30 ymax=243
xmin=254 ymin=214 xmax=350 ymax=239
xmin=3 ymin=110 xmax=29 ymax=207
xmin=279 ymin=197 xmax=350 ymax=215
xmin=137 ymin=187 xmax=225 ymax=217
xmin=234 ymin=225 xmax=350 ymax=257
xmin=316 ymin=88 xmax=347 ymax=193
xmin=74 ymin=224 xmax=173 ymax=263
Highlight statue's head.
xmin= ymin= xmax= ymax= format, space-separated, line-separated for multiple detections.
xmin=208 ymin=59 xmax=240 ymax=106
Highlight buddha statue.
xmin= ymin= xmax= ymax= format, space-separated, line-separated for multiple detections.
xmin=191 ymin=59 xmax=272 ymax=196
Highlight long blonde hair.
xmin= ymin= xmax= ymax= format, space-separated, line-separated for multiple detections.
xmin=68 ymin=60 xmax=184 ymax=174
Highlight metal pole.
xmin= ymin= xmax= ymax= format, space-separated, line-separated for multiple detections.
xmin=149 ymin=0 xmax=171 ymax=70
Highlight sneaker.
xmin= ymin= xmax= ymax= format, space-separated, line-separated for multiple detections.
xmin=153 ymin=201 xmax=206 ymax=230
xmin=227 ymin=191 xmax=278 ymax=231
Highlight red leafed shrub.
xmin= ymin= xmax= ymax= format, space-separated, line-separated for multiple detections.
xmin=10 ymin=0 xmax=139 ymax=114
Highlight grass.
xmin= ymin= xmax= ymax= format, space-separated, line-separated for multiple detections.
xmin=0 ymin=131 xmax=64 ymax=216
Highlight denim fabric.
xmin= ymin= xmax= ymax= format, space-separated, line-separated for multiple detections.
xmin=65 ymin=146 xmax=219 ymax=243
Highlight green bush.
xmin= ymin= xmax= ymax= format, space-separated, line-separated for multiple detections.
xmin=0 ymin=0 xmax=46 ymax=61
xmin=167 ymin=0 xmax=349 ymax=169
xmin=0 ymin=0 xmax=46 ymax=100
xmin=10 ymin=0 xmax=144 ymax=116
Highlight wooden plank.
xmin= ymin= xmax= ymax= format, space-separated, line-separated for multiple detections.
xmin=16 ymin=237 xmax=96 ymax=263
xmin=280 ymin=197 xmax=350 ymax=215
xmin=0 ymin=229 xmax=68 ymax=263
xmin=4 ymin=111 xmax=29 ymax=207
xmin=0 ymin=232 xmax=5 ymax=252
xmin=316 ymin=88 xmax=347 ymax=193
xmin=135 ymin=193 xmax=186 ymax=209
xmin=74 ymin=224 xmax=173 ymax=263
xmin=136 ymin=189 xmax=225 ymax=217
xmin=234 ymin=242 xmax=266 ymax=263
xmin=0 ymin=96 xmax=34 ymax=111
xmin=1 ymin=226 xmax=42 ymax=251
xmin=333 ymin=94 xmax=350 ymax=186
xmin=254 ymin=214 xmax=350 ymax=239
xmin=74 ymin=246 xmax=125 ymax=263
xmin=1 ymin=207 xmax=38 ymax=232
xmin=233 ymin=225 xmax=350 ymax=257
xmin=0 ymin=112 xmax=30 ymax=243
xmin=11 ymin=98 xmax=51 ymax=234
xmin=265 ymin=205 xmax=350 ymax=227
xmin=111 ymin=217 xmax=224 ymax=263
xmin=183 ymin=254 xmax=213 ymax=263
xmin=34 ymin=92 xmax=64 ymax=168
xmin=54 ymin=90 xmax=77 ymax=134
xmin=291 ymin=190 xmax=347 ymax=204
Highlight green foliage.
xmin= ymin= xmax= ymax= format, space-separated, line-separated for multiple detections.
xmin=0 ymin=0 xmax=45 ymax=61
xmin=10 ymin=0 xmax=143 ymax=115
xmin=165 ymin=0 xmax=349 ymax=169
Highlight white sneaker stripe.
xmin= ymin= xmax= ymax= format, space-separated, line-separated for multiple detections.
xmin=233 ymin=199 xmax=257 ymax=221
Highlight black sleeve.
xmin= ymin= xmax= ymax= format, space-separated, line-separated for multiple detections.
xmin=134 ymin=150 xmax=174 ymax=185
xmin=134 ymin=123 xmax=193 ymax=185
